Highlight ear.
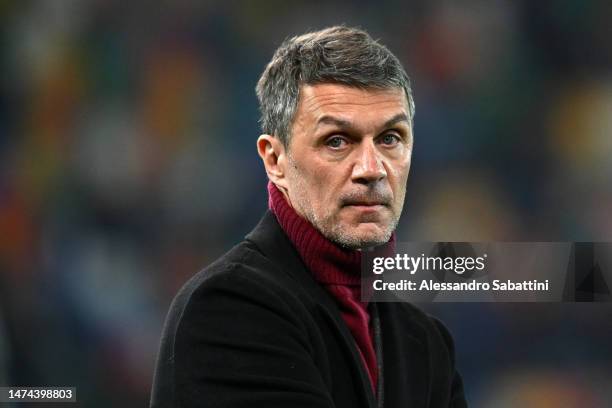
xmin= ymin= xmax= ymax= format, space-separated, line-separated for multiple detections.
xmin=257 ymin=134 xmax=289 ymax=190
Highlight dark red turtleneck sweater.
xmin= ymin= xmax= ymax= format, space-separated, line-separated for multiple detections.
xmin=268 ymin=182 xmax=395 ymax=393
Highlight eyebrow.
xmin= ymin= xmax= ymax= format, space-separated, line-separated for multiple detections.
xmin=315 ymin=112 xmax=409 ymax=131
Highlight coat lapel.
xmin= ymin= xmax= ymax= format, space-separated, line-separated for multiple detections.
xmin=246 ymin=211 xmax=378 ymax=408
xmin=377 ymin=302 xmax=432 ymax=408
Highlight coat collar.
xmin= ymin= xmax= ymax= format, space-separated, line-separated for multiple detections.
xmin=245 ymin=210 xmax=378 ymax=408
xmin=245 ymin=211 xmax=432 ymax=408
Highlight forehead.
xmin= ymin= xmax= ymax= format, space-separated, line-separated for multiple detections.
xmin=295 ymin=83 xmax=409 ymax=124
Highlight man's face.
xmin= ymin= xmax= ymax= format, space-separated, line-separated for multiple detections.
xmin=283 ymin=83 xmax=413 ymax=249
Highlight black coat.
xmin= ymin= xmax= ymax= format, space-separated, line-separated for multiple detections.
xmin=150 ymin=211 xmax=467 ymax=408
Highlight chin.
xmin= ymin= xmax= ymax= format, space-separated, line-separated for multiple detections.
xmin=342 ymin=223 xmax=392 ymax=248
xmin=317 ymin=213 xmax=395 ymax=249
xmin=359 ymin=230 xmax=391 ymax=246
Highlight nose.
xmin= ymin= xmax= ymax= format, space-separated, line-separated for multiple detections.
xmin=351 ymin=140 xmax=387 ymax=184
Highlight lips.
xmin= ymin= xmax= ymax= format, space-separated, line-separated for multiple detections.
xmin=342 ymin=199 xmax=390 ymax=210
xmin=341 ymin=190 xmax=392 ymax=208
xmin=344 ymin=201 xmax=387 ymax=207
xmin=343 ymin=202 xmax=388 ymax=219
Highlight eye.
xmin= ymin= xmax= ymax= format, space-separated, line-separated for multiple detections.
xmin=326 ymin=135 xmax=348 ymax=149
xmin=379 ymin=133 xmax=400 ymax=146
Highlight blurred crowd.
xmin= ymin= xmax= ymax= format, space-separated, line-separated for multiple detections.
xmin=1 ymin=1 xmax=611 ymax=406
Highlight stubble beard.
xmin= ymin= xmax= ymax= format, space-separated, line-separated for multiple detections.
xmin=287 ymin=161 xmax=400 ymax=250
xmin=314 ymin=209 xmax=398 ymax=250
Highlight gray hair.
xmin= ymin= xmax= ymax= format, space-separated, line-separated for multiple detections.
xmin=256 ymin=25 xmax=415 ymax=147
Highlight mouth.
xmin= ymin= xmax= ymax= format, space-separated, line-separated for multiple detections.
xmin=346 ymin=205 xmax=386 ymax=216
xmin=342 ymin=201 xmax=389 ymax=212
xmin=340 ymin=190 xmax=392 ymax=216
xmin=343 ymin=198 xmax=389 ymax=207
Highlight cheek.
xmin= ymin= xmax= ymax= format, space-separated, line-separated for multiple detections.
xmin=291 ymin=160 xmax=334 ymax=207
xmin=307 ymin=159 xmax=339 ymax=189
xmin=401 ymin=158 xmax=411 ymax=183
xmin=388 ymin=158 xmax=411 ymax=210
xmin=390 ymin=156 xmax=412 ymax=186
xmin=310 ymin=168 xmax=337 ymax=204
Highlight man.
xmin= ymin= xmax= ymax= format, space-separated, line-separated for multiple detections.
xmin=151 ymin=26 xmax=467 ymax=408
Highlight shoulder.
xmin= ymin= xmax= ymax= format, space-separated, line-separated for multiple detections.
xmin=151 ymin=239 xmax=326 ymax=407
xmin=166 ymin=240 xmax=306 ymax=331
xmin=154 ymin=238 xmax=313 ymax=372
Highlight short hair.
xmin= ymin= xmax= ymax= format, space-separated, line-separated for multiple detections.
xmin=256 ymin=25 xmax=415 ymax=147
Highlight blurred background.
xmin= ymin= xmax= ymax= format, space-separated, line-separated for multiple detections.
xmin=1 ymin=0 xmax=611 ymax=406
